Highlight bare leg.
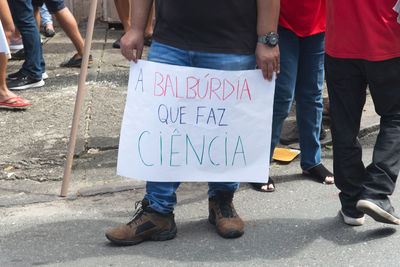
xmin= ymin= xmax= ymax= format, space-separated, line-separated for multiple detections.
xmin=33 ymin=6 xmax=41 ymax=30
xmin=144 ymin=3 xmax=154 ymax=36
xmin=0 ymin=0 xmax=15 ymax=41
xmin=54 ymin=7 xmax=84 ymax=58
xmin=0 ymin=53 xmax=30 ymax=105
xmin=0 ymin=53 xmax=15 ymax=100
xmin=114 ymin=0 xmax=130 ymax=32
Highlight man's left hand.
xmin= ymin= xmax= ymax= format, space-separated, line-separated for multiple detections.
xmin=255 ymin=43 xmax=280 ymax=81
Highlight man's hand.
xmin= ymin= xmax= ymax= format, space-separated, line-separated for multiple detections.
xmin=120 ymin=28 xmax=145 ymax=62
xmin=255 ymin=43 xmax=280 ymax=81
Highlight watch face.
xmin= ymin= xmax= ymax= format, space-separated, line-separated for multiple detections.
xmin=266 ymin=33 xmax=279 ymax=47
xmin=269 ymin=36 xmax=278 ymax=45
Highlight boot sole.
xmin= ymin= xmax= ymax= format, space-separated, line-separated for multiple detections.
xmin=105 ymin=226 xmax=177 ymax=246
xmin=356 ymin=200 xmax=400 ymax=225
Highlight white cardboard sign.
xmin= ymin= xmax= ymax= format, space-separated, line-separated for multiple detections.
xmin=117 ymin=60 xmax=275 ymax=182
xmin=0 ymin=19 xmax=10 ymax=55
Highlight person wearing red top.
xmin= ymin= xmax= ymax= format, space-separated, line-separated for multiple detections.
xmin=250 ymin=0 xmax=334 ymax=192
xmin=325 ymin=0 xmax=400 ymax=226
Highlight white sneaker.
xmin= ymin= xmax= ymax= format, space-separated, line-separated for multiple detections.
xmin=9 ymin=38 xmax=23 ymax=50
xmin=42 ymin=72 xmax=48 ymax=80
xmin=340 ymin=210 xmax=365 ymax=226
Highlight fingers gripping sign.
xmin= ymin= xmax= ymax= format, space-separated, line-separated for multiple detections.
xmin=255 ymin=43 xmax=280 ymax=81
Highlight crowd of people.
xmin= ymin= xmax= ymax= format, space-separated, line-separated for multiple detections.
xmin=1 ymin=0 xmax=400 ymax=248
xmin=106 ymin=0 xmax=400 ymax=246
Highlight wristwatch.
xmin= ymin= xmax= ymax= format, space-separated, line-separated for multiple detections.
xmin=258 ymin=32 xmax=279 ymax=47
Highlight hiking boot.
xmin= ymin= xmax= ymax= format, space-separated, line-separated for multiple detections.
xmin=208 ymin=190 xmax=244 ymax=238
xmin=356 ymin=198 xmax=400 ymax=225
xmin=105 ymin=199 xmax=177 ymax=246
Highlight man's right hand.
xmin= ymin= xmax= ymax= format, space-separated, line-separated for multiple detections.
xmin=120 ymin=29 xmax=144 ymax=62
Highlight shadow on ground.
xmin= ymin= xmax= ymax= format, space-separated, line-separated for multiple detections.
xmin=1 ymin=216 xmax=395 ymax=266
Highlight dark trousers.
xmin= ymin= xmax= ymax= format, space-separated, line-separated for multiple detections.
xmin=325 ymin=54 xmax=400 ymax=218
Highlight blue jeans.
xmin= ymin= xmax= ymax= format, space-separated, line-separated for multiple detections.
xmin=270 ymin=27 xmax=325 ymax=170
xmin=8 ymin=0 xmax=45 ymax=80
xmin=145 ymin=41 xmax=256 ymax=213
xmin=39 ymin=4 xmax=53 ymax=26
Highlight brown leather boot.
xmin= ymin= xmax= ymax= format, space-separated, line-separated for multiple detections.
xmin=208 ymin=190 xmax=244 ymax=238
xmin=105 ymin=199 xmax=177 ymax=246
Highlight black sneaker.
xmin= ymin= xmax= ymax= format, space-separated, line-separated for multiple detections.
xmin=356 ymin=198 xmax=400 ymax=225
xmin=7 ymin=70 xmax=25 ymax=81
xmin=11 ymin=49 xmax=25 ymax=60
xmin=7 ymin=74 xmax=44 ymax=90
xmin=144 ymin=34 xmax=152 ymax=47
xmin=113 ymin=33 xmax=124 ymax=49
xmin=105 ymin=199 xmax=177 ymax=246
xmin=6 ymin=69 xmax=45 ymax=81
xmin=60 ymin=54 xmax=93 ymax=68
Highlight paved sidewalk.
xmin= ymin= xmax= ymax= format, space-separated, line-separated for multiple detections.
xmin=0 ymin=23 xmax=380 ymax=207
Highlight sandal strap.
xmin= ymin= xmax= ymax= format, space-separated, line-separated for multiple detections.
xmin=306 ymin=164 xmax=333 ymax=179
xmin=0 ymin=96 xmax=30 ymax=106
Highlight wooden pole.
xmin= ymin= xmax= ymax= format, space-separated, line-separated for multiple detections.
xmin=60 ymin=0 xmax=98 ymax=197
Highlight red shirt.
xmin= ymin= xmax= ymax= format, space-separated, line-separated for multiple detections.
xmin=326 ymin=0 xmax=400 ymax=61
xmin=279 ymin=0 xmax=326 ymax=37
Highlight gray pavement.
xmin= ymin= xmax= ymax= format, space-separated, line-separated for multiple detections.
xmin=0 ymin=23 xmax=395 ymax=267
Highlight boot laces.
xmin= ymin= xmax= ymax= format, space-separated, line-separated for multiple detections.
xmin=217 ymin=195 xmax=233 ymax=218
xmin=127 ymin=200 xmax=146 ymax=226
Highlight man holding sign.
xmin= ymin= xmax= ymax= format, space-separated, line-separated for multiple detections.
xmin=106 ymin=0 xmax=280 ymax=245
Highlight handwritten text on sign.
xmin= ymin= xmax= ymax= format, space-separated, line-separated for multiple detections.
xmin=117 ymin=60 xmax=275 ymax=182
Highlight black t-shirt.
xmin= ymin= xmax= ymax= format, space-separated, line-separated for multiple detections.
xmin=153 ymin=0 xmax=257 ymax=54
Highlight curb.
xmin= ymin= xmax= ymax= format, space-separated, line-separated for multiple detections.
xmin=0 ymin=180 xmax=145 ymax=208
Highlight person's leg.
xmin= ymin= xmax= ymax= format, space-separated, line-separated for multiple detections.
xmin=0 ymin=0 xmax=15 ymax=41
xmin=0 ymin=53 xmax=31 ymax=108
xmin=114 ymin=0 xmax=130 ymax=32
xmin=208 ymin=183 xmax=239 ymax=197
xmin=362 ymin=58 xmax=400 ymax=198
xmin=325 ymin=54 xmax=367 ymax=219
xmin=249 ymin=26 xmax=299 ymax=191
xmin=295 ymin=32 xmax=332 ymax=182
xmin=53 ymin=7 xmax=84 ymax=57
xmin=33 ymin=6 xmax=41 ymax=29
xmin=270 ymin=27 xmax=299 ymax=159
xmin=144 ymin=3 xmax=154 ymax=36
xmin=39 ymin=4 xmax=54 ymax=28
xmin=0 ymin=53 xmax=13 ymax=98
xmin=192 ymin=50 xmax=255 ymax=238
xmin=145 ymin=182 xmax=180 ymax=213
xmin=105 ymin=41 xmax=191 ymax=246
xmin=142 ymin=41 xmax=191 ymax=213
xmin=112 ymin=0 xmax=130 ymax=48
xmin=7 ymin=0 xmax=44 ymax=81
xmin=191 ymin=51 xmax=256 ymax=197
xmin=355 ymin=58 xmax=400 ymax=224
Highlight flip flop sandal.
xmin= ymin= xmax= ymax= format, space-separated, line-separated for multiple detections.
xmin=0 ymin=96 xmax=31 ymax=110
xmin=303 ymin=163 xmax=334 ymax=184
xmin=250 ymin=178 xmax=275 ymax=192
